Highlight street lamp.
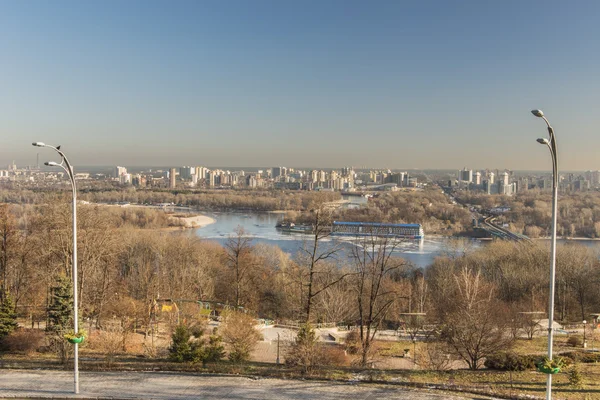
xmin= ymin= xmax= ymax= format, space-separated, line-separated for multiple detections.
xmin=33 ymin=142 xmax=79 ymax=394
xmin=583 ymin=320 xmax=587 ymax=348
xmin=412 ymin=337 xmax=417 ymax=368
xmin=531 ymin=110 xmax=558 ymax=400
xmin=276 ymin=332 xmax=280 ymax=365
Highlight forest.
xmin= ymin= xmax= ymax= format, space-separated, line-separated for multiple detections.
xmin=455 ymin=189 xmax=600 ymax=238
xmin=0 ymin=198 xmax=598 ymax=375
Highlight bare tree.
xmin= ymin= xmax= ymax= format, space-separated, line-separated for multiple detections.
xmin=219 ymin=310 xmax=262 ymax=363
xmin=439 ymin=266 xmax=514 ymax=370
xmin=314 ymin=277 xmax=356 ymax=324
xmin=297 ymin=204 xmax=347 ymax=322
xmin=224 ymin=226 xmax=255 ymax=307
xmin=0 ymin=204 xmax=16 ymax=298
xmin=351 ymin=234 xmax=405 ymax=366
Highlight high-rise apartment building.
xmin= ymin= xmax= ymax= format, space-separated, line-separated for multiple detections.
xmin=208 ymin=170 xmax=216 ymax=187
xmin=180 ymin=166 xmax=194 ymax=180
xmin=115 ymin=166 xmax=127 ymax=178
xmin=310 ymin=170 xmax=318 ymax=183
xmin=169 ymin=168 xmax=177 ymax=189
xmin=459 ymin=168 xmax=473 ymax=183
xmin=500 ymin=171 xmax=509 ymax=186
xmin=318 ymin=170 xmax=326 ymax=183
xmin=272 ymin=167 xmax=282 ymax=179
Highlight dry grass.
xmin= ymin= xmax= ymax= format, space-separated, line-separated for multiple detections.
xmin=4 ymin=326 xmax=600 ymax=399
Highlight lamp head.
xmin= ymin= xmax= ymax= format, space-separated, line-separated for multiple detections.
xmin=531 ymin=109 xmax=544 ymax=118
xmin=32 ymin=142 xmax=46 ymax=147
xmin=45 ymin=161 xmax=60 ymax=167
xmin=584 ymin=320 xmax=587 ymax=324
xmin=537 ymin=138 xmax=549 ymax=145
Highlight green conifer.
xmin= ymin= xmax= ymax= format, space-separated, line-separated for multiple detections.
xmin=46 ymin=275 xmax=73 ymax=335
xmin=0 ymin=292 xmax=18 ymax=339
xmin=569 ymin=363 xmax=583 ymax=388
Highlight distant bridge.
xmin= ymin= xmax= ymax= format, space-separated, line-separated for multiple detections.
xmin=480 ymin=216 xmax=530 ymax=241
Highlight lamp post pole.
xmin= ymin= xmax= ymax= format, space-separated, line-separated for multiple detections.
xmin=413 ymin=338 xmax=417 ymax=368
xmin=276 ymin=332 xmax=280 ymax=365
xmin=32 ymin=143 xmax=79 ymax=394
xmin=531 ymin=110 xmax=558 ymax=400
xmin=583 ymin=320 xmax=587 ymax=348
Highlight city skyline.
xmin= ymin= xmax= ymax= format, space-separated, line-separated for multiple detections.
xmin=2 ymin=1 xmax=600 ymax=169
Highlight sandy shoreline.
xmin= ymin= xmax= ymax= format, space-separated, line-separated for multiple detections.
xmin=170 ymin=214 xmax=216 ymax=229
xmin=91 ymin=202 xmax=216 ymax=230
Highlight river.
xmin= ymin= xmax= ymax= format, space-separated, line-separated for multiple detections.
xmin=190 ymin=195 xmax=600 ymax=268
xmin=192 ymin=210 xmax=470 ymax=269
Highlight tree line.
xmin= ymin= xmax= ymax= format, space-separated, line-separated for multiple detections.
xmin=0 ymin=186 xmax=340 ymax=212
xmin=0 ymin=199 xmax=598 ymax=370
xmin=456 ymin=189 xmax=600 ymax=238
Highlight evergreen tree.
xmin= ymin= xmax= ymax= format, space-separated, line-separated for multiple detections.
xmin=46 ymin=275 xmax=73 ymax=335
xmin=46 ymin=276 xmax=76 ymax=364
xmin=0 ymin=292 xmax=18 ymax=340
xmin=569 ymin=363 xmax=583 ymax=388
xmin=203 ymin=332 xmax=225 ymax=365
xmin=169 ymin=324 xmax=193 ymax=362
xmin=169 ymin=324 xmax=220 ymax=364
xmin=285 ymin=323 xmax=320 ymax=373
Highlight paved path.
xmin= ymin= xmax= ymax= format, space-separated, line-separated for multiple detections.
xmin=0 ymin=370 xmax=494 ymax=399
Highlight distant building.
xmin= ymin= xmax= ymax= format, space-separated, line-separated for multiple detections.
xmin=387 ymin=172 xmax=406 ymax=186
xmin=459 ymin=168 xmax=473 ymax=183
xmin=180 ymin=166 xmax=194 ymax=180
xmin=120 ymin=173 xmax=131 ymax=184
xmin=310 ymin=170 xmax=318 ymax=183
xmin=115 ymin=166 xmax=127 ymax=178
xmin=318 ymin=170 xmax=326 ymax=183
xmin=331 ymin=221 xmax=424 ymax=239
xmin=132 ymin=174 xmax=146 ymax=187
xmin=272 ymin=167 xmax=282 ymax=179
xmin=500 ymin=171 xmax=509 ymax=186
xmin=169 ymin=168 xmax=177 ymax=189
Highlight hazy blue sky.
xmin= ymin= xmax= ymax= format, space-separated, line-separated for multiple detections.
xmin=2 ymin=1 xmax=599 ymax=170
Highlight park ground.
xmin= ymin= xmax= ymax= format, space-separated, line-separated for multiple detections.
xmin=3 ymin=323 xmax=600 ymax=399
xmin=0 ymin=370 xmax=495 ymax=400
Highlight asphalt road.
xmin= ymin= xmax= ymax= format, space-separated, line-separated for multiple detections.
xmin=0 ymin=370 xmax=496 ymax=400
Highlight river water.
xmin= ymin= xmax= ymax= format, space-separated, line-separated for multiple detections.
xmin=191 ymin=195 xmax=600 ymax=268
xmin=193 ymin=209 xmax=461 ymax=269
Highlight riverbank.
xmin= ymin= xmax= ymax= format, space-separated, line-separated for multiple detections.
xmin=93 ymin=202 xmax=216 ymax=230
xmin=169 ymin=214 xmax=216 ymax=228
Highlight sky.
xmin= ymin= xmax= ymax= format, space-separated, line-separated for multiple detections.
xmin=1 ymin=0 xmax=600 ymax=170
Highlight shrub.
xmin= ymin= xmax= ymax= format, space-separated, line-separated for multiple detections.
xmin=88 ymin=327 xmax=124 ymax=366
xmin=203 ymin=332 xmax=225 ymax=365
xmin=567 ymin=336 xmax=583 ymax=347
xmin=219 ymin=311 xmax=261 ymax=364
xmin=484 ymin=352 xmax=538 ymax=371
xmin=286 ymin=323 xmax=319 ymax=373
xmin=344 ymin=330 xmax=360 ymax=355
xmin=561 ymin=351 xmax=600 ymax=364
xmin=169 ymin=324 xmax=206 ymax=363
xmin=319 ymin=345 xmax=347 ymax=367
xmin=1 ymin=328 xmax=44 ymax=354
xmin=568 ymin=364 xmax=583 ymax=388
xmin=416 ymin=341 xmax=453 ymax=371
